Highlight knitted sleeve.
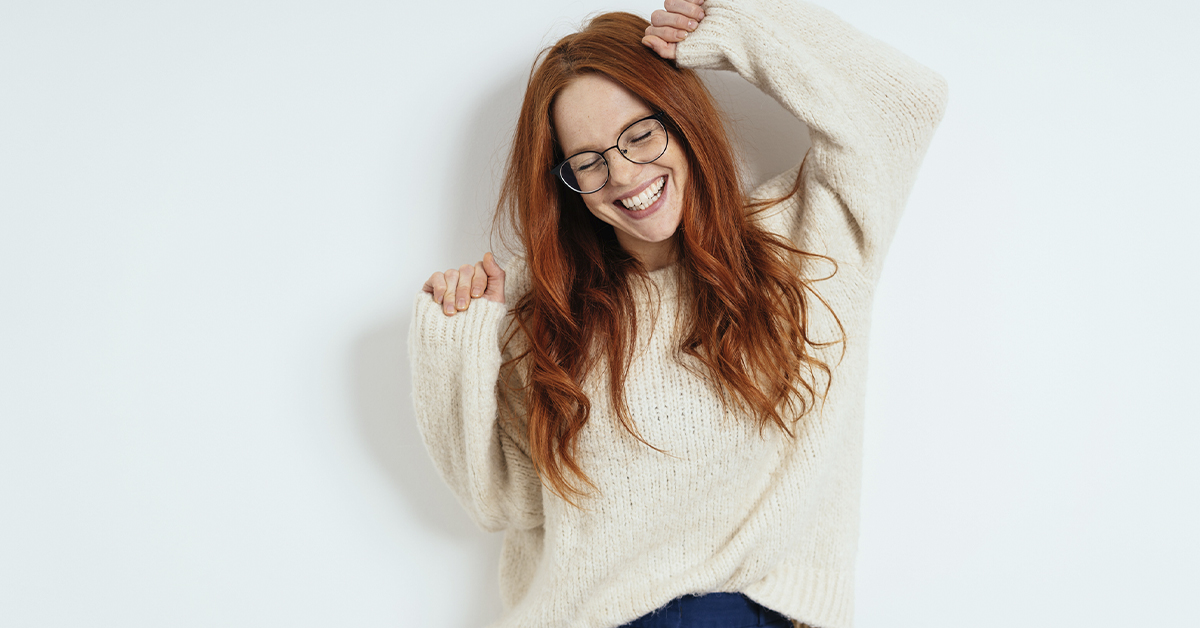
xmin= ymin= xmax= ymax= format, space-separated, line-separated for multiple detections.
xmin=676 ymin=0 xmax=949 ymax=281
xmin=407 ymin=289 xmax=544 ymax=533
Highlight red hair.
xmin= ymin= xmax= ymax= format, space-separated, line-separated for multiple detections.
xmin=496 ymin=12 xmax=844 ymax=504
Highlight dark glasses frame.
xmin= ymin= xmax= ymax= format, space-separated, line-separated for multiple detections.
xmin=550 ymin=112 xmax=670 ymax=194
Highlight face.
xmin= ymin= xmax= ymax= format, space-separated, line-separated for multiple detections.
xmin=552 ymin=74 xmax=688 ymax=270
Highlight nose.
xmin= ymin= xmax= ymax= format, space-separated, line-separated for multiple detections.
xmin=605 ymin=149 xmax=643 ymax=189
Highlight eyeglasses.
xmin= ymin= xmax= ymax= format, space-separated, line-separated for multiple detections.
xmin=551 ymin=112 xmax=670 ymax=194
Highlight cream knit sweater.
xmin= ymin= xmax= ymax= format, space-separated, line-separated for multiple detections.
xmin=408 ymin=1 xmax=948 ymax=626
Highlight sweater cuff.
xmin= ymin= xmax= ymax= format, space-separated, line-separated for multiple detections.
xmin=410 ymin=294 xmax=509 ymax=358
xmin=674 ymin=0 xmax=741 ymax=72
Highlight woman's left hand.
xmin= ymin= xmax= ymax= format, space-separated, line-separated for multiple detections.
xmin=642 ymin=0 xmax=706 ymax=60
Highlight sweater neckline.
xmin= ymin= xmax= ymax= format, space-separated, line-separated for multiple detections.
xmin=643 ymin=263 xmax=681 ymax=301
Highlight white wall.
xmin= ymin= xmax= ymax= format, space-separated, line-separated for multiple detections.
xmin=1 ymin=1 xmax=1196 ymax=626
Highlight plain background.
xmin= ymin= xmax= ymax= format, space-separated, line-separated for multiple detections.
xmin=2 ymin=0 xmax=1197 ymax=626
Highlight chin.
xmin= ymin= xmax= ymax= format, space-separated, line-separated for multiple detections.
xmin=639 ymin=224 xmax=681 ymax=244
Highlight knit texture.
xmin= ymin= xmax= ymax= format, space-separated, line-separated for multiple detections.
xmin=408 ymin=1 xmax=948 ymax=626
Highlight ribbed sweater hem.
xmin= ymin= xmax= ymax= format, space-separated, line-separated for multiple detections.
xmin=745 ymin=566 xmax=854 ymax=628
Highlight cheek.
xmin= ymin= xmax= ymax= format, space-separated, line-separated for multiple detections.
xmin=582 ymin=195 xmax=615 ymax=222
xmin=666 ymin=150 xmax=689 ymax=188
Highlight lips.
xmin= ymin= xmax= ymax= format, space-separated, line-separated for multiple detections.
xmin=613 ymin=175 xmax=668 ymax=220
xmin=617 ymin=176 xmax=665 ymax=211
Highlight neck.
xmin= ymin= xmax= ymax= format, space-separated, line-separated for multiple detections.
xmin=618 ymin=232 xmax=677 ymax=272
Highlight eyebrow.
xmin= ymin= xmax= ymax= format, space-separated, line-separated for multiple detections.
xmin=563 ymin=110 xmax=653 ymax=156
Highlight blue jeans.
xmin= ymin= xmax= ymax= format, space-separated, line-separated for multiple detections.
xmin=616 ymin=592 xmax=792 ymax=628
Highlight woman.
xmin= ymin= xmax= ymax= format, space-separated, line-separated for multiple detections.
xmin=410 ymin=0 xmax=948 ymax=626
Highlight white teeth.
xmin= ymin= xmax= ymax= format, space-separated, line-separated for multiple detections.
xmin=619 ymin=177 xmax=665 ymax=211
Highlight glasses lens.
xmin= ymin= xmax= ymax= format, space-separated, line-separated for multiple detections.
xmin=563 ymin=152 xmax=608 ymax=193
xmin=618 ymin=118 xmax=668 ymax=164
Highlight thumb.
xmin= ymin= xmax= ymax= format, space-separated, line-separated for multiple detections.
xmin=641 ymin=35 xmax=676 ymax=60
xmin=481 ymin=252 xmax=506 ymax=303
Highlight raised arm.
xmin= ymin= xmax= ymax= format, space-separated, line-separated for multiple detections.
xmin=650 ymin=0 xmax=949 ymax=280
xmin=408 ymin=258 xmax=543 ymax=532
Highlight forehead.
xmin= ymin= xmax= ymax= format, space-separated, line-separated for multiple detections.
xmin=553 ymin=74 xmax=652 ymax=154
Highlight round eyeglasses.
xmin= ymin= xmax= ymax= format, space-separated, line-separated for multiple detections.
xmin=551 ymin=112 xmax=670 ymax=194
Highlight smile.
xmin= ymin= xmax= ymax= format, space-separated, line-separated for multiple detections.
xmin=617 ymin=176 xmax=665 ymax=212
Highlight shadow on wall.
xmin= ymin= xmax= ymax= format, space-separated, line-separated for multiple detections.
xmin=448 ymin=68 xmax=529 ymax=267
xmin=698 ymin=68 xmax=811 ymax=191
xmin=350 ymin=311 xmax=505 ymax=626
xmin=346 ymin=68 xmax=530 ymax=628
xmin=348 ymin=59 xmax=809 ymax=628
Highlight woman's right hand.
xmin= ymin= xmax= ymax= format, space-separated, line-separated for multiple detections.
xmin=422 ymin=252 xmax=506 ymax=317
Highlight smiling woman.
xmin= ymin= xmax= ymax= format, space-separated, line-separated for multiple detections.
xmin=551 ymin=77 xmax=688 ymax=270
xmin=409 ymin=0 xmax=949 ymax=626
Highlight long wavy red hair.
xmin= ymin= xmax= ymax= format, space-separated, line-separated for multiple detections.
xmin=496 ymin=12 xmax=844 ymax=505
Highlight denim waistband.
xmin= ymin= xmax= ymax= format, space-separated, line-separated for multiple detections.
xmin=617 ymin=592 xmax=791 ymax=628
